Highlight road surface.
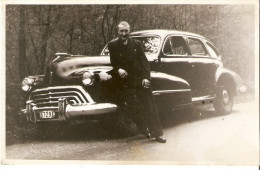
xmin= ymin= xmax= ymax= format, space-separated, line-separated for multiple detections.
xmin=4 ymin=100 xmax=259 ymax=165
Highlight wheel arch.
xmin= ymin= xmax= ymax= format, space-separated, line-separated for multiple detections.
xmin=215 ymin=67 xmax=242 ymax=96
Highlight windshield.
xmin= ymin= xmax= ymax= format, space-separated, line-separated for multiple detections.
xmin=132 ymin=36 xmax=161 ymax=54
xmin=101 ymin=36 xmax=161 ymax=56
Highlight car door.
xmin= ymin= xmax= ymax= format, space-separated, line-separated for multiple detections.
xmin=157 ymin=35 xmax=192 ymax=87
xmin=186 ymin=37 xmax=220 ymax=97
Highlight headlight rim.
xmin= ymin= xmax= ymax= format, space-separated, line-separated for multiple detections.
xmin=21 ymin=78 xmax=33 ymax=92
xmin=82 ymin=71 xmax=94 ymax=86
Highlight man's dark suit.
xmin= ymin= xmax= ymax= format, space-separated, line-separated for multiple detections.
xmin=108 ymin=38 xmax=151 ymax=87
xmin=108 ymin=38 xmax=163 ymax=137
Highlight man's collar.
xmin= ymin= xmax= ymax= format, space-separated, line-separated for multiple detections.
xmin=122 ymin=39 xmax=128 ymax=45
xmin=118 ymin=38 xmax=130 ymax=45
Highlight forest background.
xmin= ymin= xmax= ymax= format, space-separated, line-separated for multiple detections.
xmin=5 ymin=5 xmax=256 ymax=144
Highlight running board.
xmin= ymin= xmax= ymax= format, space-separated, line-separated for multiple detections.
xmin=192 ymin=96 xmax=215 ymax=105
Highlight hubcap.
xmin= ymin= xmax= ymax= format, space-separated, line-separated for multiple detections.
xmin=222 ymin=90 xmax=229 ymax=104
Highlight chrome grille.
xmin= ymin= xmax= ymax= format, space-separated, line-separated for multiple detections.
xmin=30 ymin=86 xmax=91 ymax=107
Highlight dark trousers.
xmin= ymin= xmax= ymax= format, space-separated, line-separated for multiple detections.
xmin=123 ymin=86 xmax=163 ymax=137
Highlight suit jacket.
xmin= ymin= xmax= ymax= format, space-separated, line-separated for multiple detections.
xmin=108 ymin=38 xmax=151 ymax=87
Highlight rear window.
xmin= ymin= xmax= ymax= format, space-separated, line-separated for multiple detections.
xmin=188 ymin=38 xmax=208 ymax=57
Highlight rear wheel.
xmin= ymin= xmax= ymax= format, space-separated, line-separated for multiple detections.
xmin=213 ymin=84 xmax=233 ymax=114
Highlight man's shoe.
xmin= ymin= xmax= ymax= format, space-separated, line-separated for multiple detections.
xmin=155 ymin=136 xmax=166 ymax=143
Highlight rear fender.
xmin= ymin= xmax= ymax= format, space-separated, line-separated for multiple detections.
xmin=215 ymin=67 xmax=244 ymax=96
xmin=151 ymin=71 xmax=192 ymax=107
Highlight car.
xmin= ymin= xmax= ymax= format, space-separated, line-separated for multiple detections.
xmin=20 ymin=29 xmax=247 ymax=125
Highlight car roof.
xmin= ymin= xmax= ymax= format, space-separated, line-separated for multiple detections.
xmin=130 ymin=29 xmax=206 ymax=39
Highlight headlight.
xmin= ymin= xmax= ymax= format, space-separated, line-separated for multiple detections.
xmin=22 ymin=78 xmax=34 ymax=92
xmin=82 ymin=71 xmax=94 ymax=86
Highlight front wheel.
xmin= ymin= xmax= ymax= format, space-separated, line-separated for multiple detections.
xmin=213 ymin=84 xmax=234 ymax=114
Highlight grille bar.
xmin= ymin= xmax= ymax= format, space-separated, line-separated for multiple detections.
xmin=30 ymin=86 xmax=92 ymax=108
xmin=36 ymin=101 xmax=58 ymax=105
xmin=33 ymin=95 xmax=82 ymax=103
xmin=32 ymin=90 xmax=88 ymax=102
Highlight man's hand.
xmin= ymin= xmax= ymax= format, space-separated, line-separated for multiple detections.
xmin=142 ymin=79 xmax=150 ymax=88
xmin=99 ymin=72 xmax=112 ymax=82
xmin=118 ymin=68 xmax=128 ymax=79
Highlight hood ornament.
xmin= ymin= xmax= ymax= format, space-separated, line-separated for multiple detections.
xmin=49 ymin=71 xmax=53 ymax=85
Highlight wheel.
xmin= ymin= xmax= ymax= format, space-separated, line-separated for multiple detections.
xmin=213 ymin=84 xmax=234 ymax=114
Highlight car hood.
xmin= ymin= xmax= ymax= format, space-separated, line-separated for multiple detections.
xmin=50 ymin=55 xmax=112 ymax=79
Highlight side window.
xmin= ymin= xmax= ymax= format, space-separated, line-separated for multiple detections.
xmin=205 ymin=42 xmax=219 ymax=58
xmin=188 ymin=38 xmax=208 ymax=56
xmin=163 ymin=36 xmax=187 ymax=56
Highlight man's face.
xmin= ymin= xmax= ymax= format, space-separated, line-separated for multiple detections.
xmin=118 ymin=24 xmax=130 ymax=41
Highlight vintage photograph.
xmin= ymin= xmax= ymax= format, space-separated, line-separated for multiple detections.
xmin=2 ymin=1 xmax=259 ymax=165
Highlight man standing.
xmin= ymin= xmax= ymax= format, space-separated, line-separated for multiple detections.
xmin=108 ymin=21 xmax=166 ymax=143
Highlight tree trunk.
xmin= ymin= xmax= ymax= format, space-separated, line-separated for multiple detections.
xmin=40 ymin=6 xmax=52 ymax=74
xmin=18 ymin=6 xmax=27 ymax=80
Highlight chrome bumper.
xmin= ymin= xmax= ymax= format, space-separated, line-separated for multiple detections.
xmin=21 ymin=98 xmax=118 ymax=122
xmin=238 ymin=85 xmax=247 ymax=94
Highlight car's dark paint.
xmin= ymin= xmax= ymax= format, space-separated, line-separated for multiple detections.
xmin=128 ymin=30 xmax=243 ymax=97
xmin=21 ymin=29 xmax=246 ymax=123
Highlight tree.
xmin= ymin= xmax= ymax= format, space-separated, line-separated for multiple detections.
xmin=18 ymin=5 xmax=27 ymax=80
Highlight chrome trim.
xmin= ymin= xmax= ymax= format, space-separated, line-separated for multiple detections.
xmin=55 ymin=53 xmax=70 ymax=56
xmin=192 ymin=95 xmax=215 ymax=103
xmin=70 ymin=100 xmax=77 ymax=104
xmin=33 ymin=91 xmax=84 ymax=103
xmin=24 ymin=101 xmax=118 ymax=122
xmin=32 ymin=86 xmax=94 ymax=104
xmin=34 ymin=96 xmax=81 ymax=103
xmin=31 ymin=103 xmax=37 ymax=123
xmin=66 ymin=103 xmax=118 ymax=117
xmin=222 ymin=90 xmax=229 ymax=104
xmin=49 ymin=71 xmax=53 ymax=85
xmin=35 ymin=101 xmax=59 ymax=105
xmin=153 ymin=89 xmax=191 ymax=96
xmin=238 ymin=85 xmax=247 ymax=93
xmin=23 ymin=85 xmax=119 ymax=122
xmin=26 ymin=100 xmax=33 ymax=121
xmin=32 ymin=106 xmax=58 ymax=110
xmin=58 ymin=98 xmax=67 ymax=120
xmin=82 ymin=71 xmax=94 ymax=86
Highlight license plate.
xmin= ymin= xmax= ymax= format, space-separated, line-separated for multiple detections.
xmin=39 ymin=110 xmax=55 ymax=119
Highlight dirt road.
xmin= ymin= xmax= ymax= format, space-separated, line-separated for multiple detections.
xmin=5 ymin=100 xmax=259 ymax=165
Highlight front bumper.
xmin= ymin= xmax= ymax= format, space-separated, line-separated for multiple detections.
xmin=22 ymin=98 xmax=118 ymax=122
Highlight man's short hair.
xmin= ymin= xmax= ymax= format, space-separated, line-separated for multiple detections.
xmin=118 ymin=21 xmax=130 ymax=29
